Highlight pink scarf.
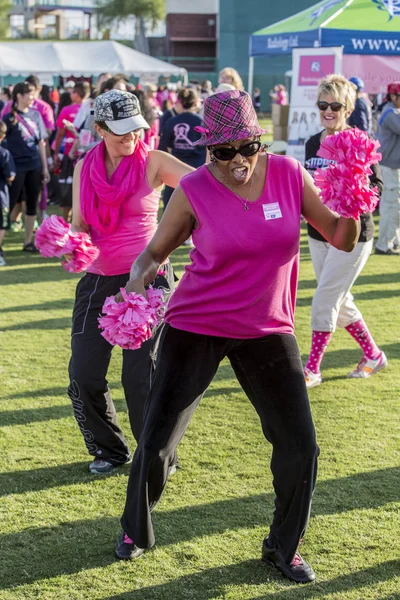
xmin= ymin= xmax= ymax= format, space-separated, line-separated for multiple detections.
xmin=80 ymin=139 xmax=149 ymax=234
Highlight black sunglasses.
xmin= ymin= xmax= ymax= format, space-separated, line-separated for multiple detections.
xmin=316 ymin=101 xmax=344 ymax=112
xmin=211 ymin=140 xmax=261 ymax=161
xmin=101 ymin=123 xmax=140 ymax=137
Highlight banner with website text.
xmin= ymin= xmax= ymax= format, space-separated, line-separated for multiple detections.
xmin=286 ymin=47 xmax=343 ymax=164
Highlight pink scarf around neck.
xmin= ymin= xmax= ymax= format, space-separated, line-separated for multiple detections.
xmin=80 ymin=139 xmax=149 ymax=234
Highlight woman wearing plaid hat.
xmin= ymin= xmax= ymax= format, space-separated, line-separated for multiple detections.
xmin=68 ymin=90 xmax=193 ymax=476
xmin=114 ymin=89 xmax=360 ymax=583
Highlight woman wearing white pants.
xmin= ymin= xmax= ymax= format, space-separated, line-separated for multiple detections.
xmin=303 ymin=75 xmax=387 ymax=388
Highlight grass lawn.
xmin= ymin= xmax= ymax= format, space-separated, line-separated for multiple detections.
xmin=1 ymin=184 xmax=399 ymax=596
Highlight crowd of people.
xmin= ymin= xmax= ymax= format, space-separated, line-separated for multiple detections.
xmin=1 ymin=64 xmax=398 ymax=585
xmin=0 ymin=68 xmax=248 ymax=266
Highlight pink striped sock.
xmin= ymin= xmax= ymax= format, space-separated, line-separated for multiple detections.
xmin=305 ymin=331 xmax=332 ymax=374
xmin=345 ymin=319 xmax=381 ymax=359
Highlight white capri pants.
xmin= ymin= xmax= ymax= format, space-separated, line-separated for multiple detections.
xmin=376 ymin=166 xmax=400 ymax=252
xmin=308 ymin=237 xmax=373 ymax=332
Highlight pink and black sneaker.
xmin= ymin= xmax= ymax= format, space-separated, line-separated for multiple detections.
xmin=115 ymin=531 xmax=145 ymax=560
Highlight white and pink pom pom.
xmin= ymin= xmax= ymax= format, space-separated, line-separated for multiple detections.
xmin=314 ymin=129 xmax=381 ymax=219
xmin=35 ymin=215 xmax=70 ymax=257
xmin=98 ymin=287 xmax=165 ymax=350
xmin=61 ymin=231 xmax=100 ymax=273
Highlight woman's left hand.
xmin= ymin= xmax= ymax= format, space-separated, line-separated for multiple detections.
xmin=42 ymin=169 xmax=50 ymax=184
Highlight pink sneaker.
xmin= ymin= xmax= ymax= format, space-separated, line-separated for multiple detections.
xmin=348 ymin=351 xmax=388 ymax=379
xmin=304 ymin=367 xmax=322 ymax=389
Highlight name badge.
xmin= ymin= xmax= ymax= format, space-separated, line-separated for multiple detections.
xmin=262 ymin=203 xmax=282 ymax=221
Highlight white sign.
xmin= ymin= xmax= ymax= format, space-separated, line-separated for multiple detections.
xmin=286 ymin=47 xmax=343 ymax=164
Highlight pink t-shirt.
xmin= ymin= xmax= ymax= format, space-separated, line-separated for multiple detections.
xmin=87 ymin=168 xmax=161 ymax=276
xmin=56 ymin=103 xmax=81 ymax=156
xmin=165 ymin=155 xmax=303 ymax=338
xmin=1 ymin=98 xmax=55 ymax=130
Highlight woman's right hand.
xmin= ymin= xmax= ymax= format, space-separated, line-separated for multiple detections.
xmin=115 ymin=278 xmax=146 ymax=303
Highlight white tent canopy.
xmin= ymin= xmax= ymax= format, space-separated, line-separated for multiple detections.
xmin=0 ymin=40 xmax=187 ymax=81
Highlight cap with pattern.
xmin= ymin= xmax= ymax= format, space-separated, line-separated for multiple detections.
xmin=388 ymin=82 xmax=400 ymax=95
xmin=93 ymin=90 xmax=149 ymax=135
xmin=193 ymin=89 xmax=267 ymax=146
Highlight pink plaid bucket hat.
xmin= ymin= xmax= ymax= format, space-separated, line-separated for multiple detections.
xmin=194 ymin=89 xmax=267 ymax=146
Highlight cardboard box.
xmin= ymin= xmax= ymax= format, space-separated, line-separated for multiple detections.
xmin=271 ymin=104 xmax=289 ymax=126
xmin=273 ymin=125 xmax=288 ymax=141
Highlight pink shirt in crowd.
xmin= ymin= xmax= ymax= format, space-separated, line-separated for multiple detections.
xmin=1 ymin=98 xmax=55 ymax=131
xmin=276 ymin=90 xmax=288 ymax=106
xmin=56 ymin=103 xmax=81 ymax=156
xmin=165 ymin=155 xmax=304 ymax=339
xmin=87 ymin=167 xmax=160 ymax=276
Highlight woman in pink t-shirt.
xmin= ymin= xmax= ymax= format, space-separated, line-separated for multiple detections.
xmin=68 ymin=90 xmax=193 ymax=477
xmin=114 ymin=91 xmax=360 ymax=583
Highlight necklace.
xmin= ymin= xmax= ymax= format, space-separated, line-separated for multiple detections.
xmin=215 ymin=165 xmax=254 ymax=210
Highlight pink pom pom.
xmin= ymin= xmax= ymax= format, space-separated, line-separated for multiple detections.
xmin=61 ymin=231 xmax=100 ymax=273
xmin=317 ymin=129 xmax=382 ymax=167
xmin=314 ymin=129 xmax=381 ymax=219
xmin=98 ymin=286 xmax=166 ymax=350
xmin=314 ymin=163 xmax=379 ymax=219
xmin=35 ymin=215 xmax=70 ymax=257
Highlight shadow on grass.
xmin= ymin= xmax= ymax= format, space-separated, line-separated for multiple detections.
xmin=297 ymin=271 xmax=400 ymax=292
xmin=0 ymin=263 xmax=80 ymax=285
xmin=296 ymin=287 xmax=400 ymax=309
xmin=0 ymin=317 xmax=72 ymax=331
xmin=300 ymin=341 xmax=399 ymax=370
xmin=1 ymin=299 xmax=74 ymax=313
xmin=100 ymin=559 xmax=400 ymax=600
xmin=0 ymin=468 xmax=399 ymax=590
xmin=0 ymin=398 xmax=127 ymax=428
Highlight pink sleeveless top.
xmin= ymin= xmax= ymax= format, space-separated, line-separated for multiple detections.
xmin=165 ymin=155 xmax=303 ymax=338
xmin=87 ymin=169 xmax=160 ymax=276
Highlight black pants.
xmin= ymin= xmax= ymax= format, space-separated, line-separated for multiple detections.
xmin=68 ymin=264 xmax=174 ymax=464
xmin=162 ymin=185 xmax=174 ymax=211
xmin=10 ymin=168 xmax=42 ymax=216
xmin=121 ymin=325 xmax=319 ymax=564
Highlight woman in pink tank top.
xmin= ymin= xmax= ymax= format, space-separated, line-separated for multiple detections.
xmin=67 ymin=90 xmax=194 ymax=476
xmin=115 ymin=90 xmax=360 ymax=584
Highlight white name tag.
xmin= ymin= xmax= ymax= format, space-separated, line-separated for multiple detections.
xmin=262 ymin=203 xmax=282 ymax=221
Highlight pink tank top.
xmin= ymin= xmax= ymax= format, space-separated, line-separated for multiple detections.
xmin=87 ymin=169 xmax=160 ymax=276
xmin=165 ymin=155 xmax=303 ymax=338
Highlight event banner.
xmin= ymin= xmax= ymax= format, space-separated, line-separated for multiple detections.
xmin=287 ymin=47 xmax=343 ymax=164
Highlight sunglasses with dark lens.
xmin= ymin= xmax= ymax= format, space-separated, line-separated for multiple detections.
xmin=101 ymin=124 xmax=139 ymax=137
xmin=211 ymin=140 xmax=261 ymax=161
xmin=316 ymin=101 xmax=344 ymax=112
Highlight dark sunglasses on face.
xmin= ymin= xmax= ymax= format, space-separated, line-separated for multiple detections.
xmin=316 ymin=101 xmax=344 ymax=112
xmin=211 ymin=140 xmax=261 ymax=161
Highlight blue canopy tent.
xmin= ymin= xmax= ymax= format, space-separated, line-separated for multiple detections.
xmin=248 ymin=0 xmax=400 ymax=93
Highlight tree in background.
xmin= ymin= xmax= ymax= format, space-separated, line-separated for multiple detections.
xmin=0 ymin=0 xmax=11 ymax=38
xmin=97 ymin=0 xmax=164 ymax=54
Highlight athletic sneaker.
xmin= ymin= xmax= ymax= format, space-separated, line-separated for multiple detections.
xmin=348 ymin=351 xmax=388 ymax=379
xmin=22 ymin=242 xmax=39 ymax=253
xmin=88 ymin=456 xmax=132 ymax=475
xmin=115 ymin=531 xmax=145 ymax=560
xmin=262 ymin=537 xmax=315 ymax=583
xmin=303 ymin=367 xmax=322 ymax=389
xmin=375 ymin=247 xmax=400 ymax=255
xmin=0 ymin=250 xmax=6 ymax=266
xmin=10 ymin=220 xmax=23 ymax=232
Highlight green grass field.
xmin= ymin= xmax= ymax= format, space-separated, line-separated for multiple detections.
xmin=1 ymin=205 xmax=399 ymax=596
